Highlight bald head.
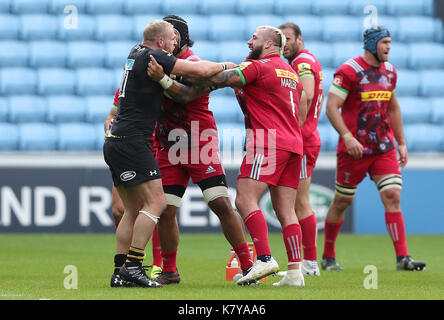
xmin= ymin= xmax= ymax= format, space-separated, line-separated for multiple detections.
xmin=256 ymin=26 xmax=286 ymax=55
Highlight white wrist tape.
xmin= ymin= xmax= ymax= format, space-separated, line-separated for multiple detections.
xmin=158 ymin=74 xmax=173 ymax=90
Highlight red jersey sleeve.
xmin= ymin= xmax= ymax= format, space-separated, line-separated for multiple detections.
xmin=294 ymin=59 xmax=315 ymax=79
xmin=236 ymin=60 xmax=259 ymax=86
xmin=330 ymin=65 xmax=354 ymax=100
xmin=113 ymin=88 xmax=119 ymax=109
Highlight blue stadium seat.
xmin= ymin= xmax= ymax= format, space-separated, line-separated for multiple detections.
xmin=0 ymin=14 xmax=20 ymax=39
xmin=47 ymin=95 xmax=86 ymax=123
xmin=200 ymin=0 xmax=237 ymax=14
xmin=76 ymin=68 xmax=114 ymax=96
xmin=37 ymin=68 xmax=76 ymax=95
xmin=404 ymin=124 xmax=442 ymax=152
xmin=332 ymin=42 xmax=363 ymax=68
xmin=208 ymin=15 xmax=247 ymax=41
xmin=431 ymin=98 xmax=444 ymax=125
xmin=317 ymin=124 xmax=338 ymax=151
xmin=0 ymin=98 xmax=8 ymax=122
xmin=57 ymin=14 xmax=95 ymax=40
xmin=113 ymin=68 xmax=124 ymax=89
xmin=182 ymin=15 xmax=210 ymax=41
xmin=376 ymin=15 xmax=399 ymax=41
xmin=85 ymin=96 xmax=113 ymax=123
xmin=8 ymin=95 xmax=47 ymax=123
xmin=19 ymin=123 xmax=57 ymax=150
xmin=85 ymin=0 xmax=125 ymax=14
xmin=283 ymin=15 xmax=323 ymax=41
xmin=104 ymin=41 xmax=134 ymax=69
xmin=396 ymin=69 xmax=420 ymax=96
xmin=67 ymin=41 xmax=105 ymax=68
xmin=398 ymin=16 xmax=442 ymax=42
xmin=191 ymin=41 xmax=220 ymax=61
xmin=0 ymin=68 xmax=36 ymax=95
xmin=49 ymin=0 xmax=87 ymax=14
xmin=420 ymin=71 xmax=444 ymax=97
xmin=11 ymin=0 xmax=50 ymax=14
xmin=274 ymin=0 xmax=313 ymax=15
xmin=0 ymin=123 xmax=19 ymax=150
xmin=388 ymin=42 xmax=408 ymax=69
xmin=0 ymin=1 xmax=11 ymax=13
xmin=95 ymin=15 xmax=133 ymax=41
xmin=398 ymin=97 xmax=432 ymax=124
xmin=210 ymin=95 xmax=243 ymax=123
xmin=386 ymin=0 xmax=434 ymax=17
xmin=162 ymin=0 xmax=201 ymax=14
xmin=348 ymin=0 xmax=388 ymax=16
xmin=312 ymin=0 xmax=350 ymax=15
xmin=19 ymin=14 xmax=58 ymax=40
xmin=318 ymin=105 xmax=328 ymax=124
xmin=0 ymin=41 xmax=29 ymax=67
xmin=321 ymin=68 xmax=335 ymax=94
xmin=29 ymin=41 xmax=67 ymax=68
xmin=123 ymin=0 xmax=163 ymax=15
xmin=305 ymin=42 xmax=333 ymax=68
xmin=210 ymin=86 xmax=236 ymax=97
xmin=245 ymin=15 xmax=283 ymax=40
xmin=323 ymin=16 xmax=362 ymax=42
xmin=133 ymin=15 xmax=163 ymax=41
xmin=57 ymin=122 xmax=97 ymax=151
xmin=408 ymin=43 xmax=444 ymax=69
xmin=216 ymin=122 xmax=245 ymax=154
xmin=95 ymin=123 xmax=105 ymax=150
xmin=237 ymin=0 xmax=275 ymax=14
xmin=219 ymin=41 xmax=248 ymax=64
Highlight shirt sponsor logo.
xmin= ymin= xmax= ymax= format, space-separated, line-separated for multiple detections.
xmin=275 ymin=69 xmax=299 ymax=82
xmin=120 ymin=171 xmax=136 ymax=181
xmin=361 ymin=91 xmax=392 ymax=101
xmin=333 ymin=75 xmax=343 ymax=87
xmin=297 ymin=62 xmax=311 ymax=75
xmin=238 ymin=61 xmax=252 ymax=70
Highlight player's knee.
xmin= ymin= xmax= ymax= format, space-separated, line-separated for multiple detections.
xmin=381 ymin=188 xmax=401 ymax=208
xmin=209 ymin=196 xmax=233 ymax=218
xmin=331 ymin=195 xmax=353 ymax=212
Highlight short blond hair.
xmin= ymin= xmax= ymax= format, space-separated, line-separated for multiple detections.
xmin=257 ymin=25 xmax=286 ymax=55
xmin=143 ymin=19 xmax=173 ymax=42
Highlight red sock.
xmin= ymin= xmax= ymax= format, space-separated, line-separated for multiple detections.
xmin=151 ymin=225 xmax=163 ymax=267
xmin=244 ymin=210 xmax=271 ymax=257
xmin=161 ymin=249 xmax=177 ymax=272
xmin=299 ymin=213 xmax=318 ymax=261
xmin=233 ymin=242 xmax=254 ymax=271
xmin=283 ymin=223 xmax=303 ymax=264
xmin=322 ymin=219 xmax=344 ymax=259
xmin=385 ymin=211 xmax=409 ymax=257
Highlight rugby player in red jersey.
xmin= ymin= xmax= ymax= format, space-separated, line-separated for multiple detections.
xmin=279 ymin=22 xmax=324 ymax=276
xmin=322 ymin=26 xmax=425 ymax=271
xmin=148 ymin=25 xmax=308 ymax=287
xmin=152 ymin=15 xmax=253 ymax=285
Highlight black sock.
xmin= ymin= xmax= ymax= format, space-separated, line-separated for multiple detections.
xmin=114 ymin=254 xmax=127 ymax=274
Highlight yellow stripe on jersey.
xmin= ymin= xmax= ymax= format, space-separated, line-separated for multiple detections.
xmin=275 ymin=69 xmax=299 ymax=82
xmin=361 ymin=91 xmax=392 ymax=101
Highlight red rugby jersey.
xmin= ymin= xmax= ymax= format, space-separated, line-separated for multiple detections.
xmin=329 ymin=56 xmax=397 ymax=155
xmin=234 ymin=54 xmax=303 ymax=155
xmin=155 ymin=48 xmax=217 ymax=150
xmin=290 ymin=49 xmax=323 ymax=147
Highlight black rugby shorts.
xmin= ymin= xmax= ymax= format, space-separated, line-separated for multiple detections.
xmin=103 ymin=137 xmax=161 ymax=188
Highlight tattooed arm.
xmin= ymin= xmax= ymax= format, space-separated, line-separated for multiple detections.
xmin=148 ymin=55 xmax=243 ymax=104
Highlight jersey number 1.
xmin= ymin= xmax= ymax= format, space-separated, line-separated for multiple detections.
xmin=118 ymin=59 xmax=135 ymax=98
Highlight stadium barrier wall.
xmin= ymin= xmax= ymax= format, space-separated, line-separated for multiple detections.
xmin=0 ymin=152 xmax=352 ymax=233
xmin=1 ymin=152 xmax=443 ymax=234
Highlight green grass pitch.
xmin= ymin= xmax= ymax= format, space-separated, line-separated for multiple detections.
xmin=0 ymin=233 xmax=443 ymax=300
